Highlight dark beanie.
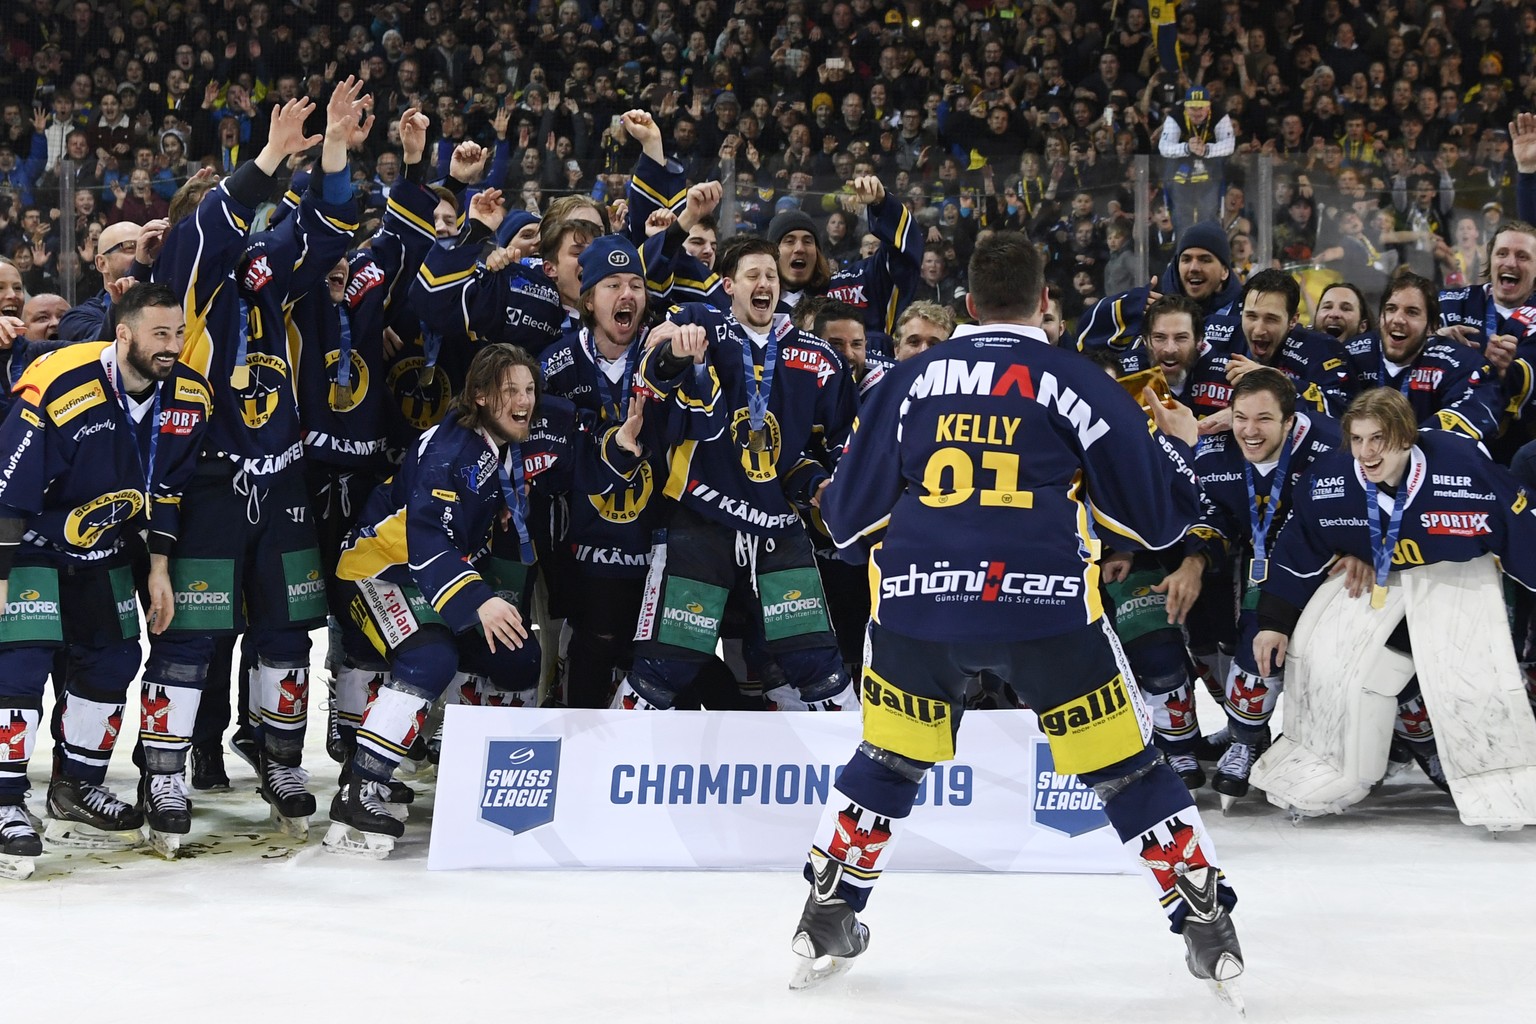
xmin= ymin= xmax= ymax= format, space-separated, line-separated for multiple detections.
xmin=496 ymin=209 xmax=540 ymax=247
xmin=768 ymin=209 xmax=820 ymax=247
xmin=1176 ymin=221 xmax=1231 ymax=267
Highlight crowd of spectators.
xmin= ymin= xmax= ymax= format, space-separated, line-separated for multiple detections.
xmin=1 ymin=0 xmax=1533 ymax=331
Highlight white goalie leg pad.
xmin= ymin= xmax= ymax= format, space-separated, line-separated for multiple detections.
xmin=1251 ymin=572 xmax=1415 ymax=815
xmin=1403 ymin=555 xmax=1536 ymax=830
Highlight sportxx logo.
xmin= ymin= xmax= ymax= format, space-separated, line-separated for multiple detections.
xmin=1420 ymin=511 xmax=1491 ymax=537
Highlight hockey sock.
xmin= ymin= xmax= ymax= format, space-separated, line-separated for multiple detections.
xmin=353 ymin=685 xmax=430 ymax=783
xmin=803 ymin=748 xmax=926 ymax=911
xmin=254 ymin=662 xmax=310 ymax=766
xmin=0 ymin=703 xmax=42 ymax=803
xmin=454 ymin=672 xmax=535 ymax=708
xmin=57 ymin=693 xmax=127 ymax=785
xmin=1394 ymin=692 xmax=1435 ymax=745
xmin=1222 ymin=665 xmax=1282 ymax=744
xmin=1083 ymin=750 xmax=1236 ymax=932
xmin=139 ymin=683 xmax=201 ymax=775
xmin=1192 ymin=648 xmax=1232 ymax=706
xmin=333 ymin=664 xmax=383 ymax=751
xmin=1145 ymin=683 xmax=1200 ymax=752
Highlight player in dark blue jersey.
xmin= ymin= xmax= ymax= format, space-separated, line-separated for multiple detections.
xmin=1222 ymin=270 xmax=1354 ymax=418
xmin=1344 ymin=272 xmax=1502 ymax=443
xmin=787 ymin=232 xmax=1245 ymax=1009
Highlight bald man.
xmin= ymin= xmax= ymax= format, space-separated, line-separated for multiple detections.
xmin=56 ymin=219 xmax=160 ymax=342
xmin=22 ymin=293 xmax=68 ymax=341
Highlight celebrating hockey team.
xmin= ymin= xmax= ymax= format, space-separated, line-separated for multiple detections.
xmin=6 ymin=0 xmax=1536 ymax=1012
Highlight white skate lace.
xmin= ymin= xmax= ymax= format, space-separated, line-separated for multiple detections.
xmin=80 ymin=783 xmax=130 ymax=817
xmin=148 ymin=772 xmax=190 ymax=812
xmin=359 ymin=780 xmax=395 ymax=815
xmin=1169 ymin=753 xmax=1200 ymax=774
xmin=265 ymin=764 xmax=312 ymax=800
xmin=0 ymin=804 xmax=36 ymax=838
xmin=1217 ymin=742 xmax=1255 ymax=778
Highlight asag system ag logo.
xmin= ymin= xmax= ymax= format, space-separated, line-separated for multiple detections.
xmin=1030 ymin=738 xmax=1108 ymax=838
xmin=480 ymin=739 xmax=561 ymax=835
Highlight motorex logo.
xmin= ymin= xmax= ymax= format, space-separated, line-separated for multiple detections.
xmin=1030 ymin=738 xmax=1108 ymax=838
xmin=480 ymin=739 xmax=561 ymax=835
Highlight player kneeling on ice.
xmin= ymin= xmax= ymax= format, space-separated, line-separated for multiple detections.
xmin=1251 ymin=388 xmax=1536 ymax=831
xmin=328 ymin=344 xmax=647 ymax=857
xmin=0 ymin=284 xmax=210 ymax=877
xmin=788 ymin=232 xmax=1245 ymax=1011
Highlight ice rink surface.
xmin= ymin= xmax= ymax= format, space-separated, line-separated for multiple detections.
xmin=14 ymin=704 xmax=1536 ymax=1024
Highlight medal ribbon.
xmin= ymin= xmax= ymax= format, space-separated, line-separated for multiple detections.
xmin=738 ymin=321 xmax=780 ymax=434
xmin=1244 ymin=432 xmax=1294 ymax=581
xmin=584 ymin=327 xmax=643 ymax=424
xmin=1364 ymin=478 xmax=1408 ymax=592
xmin=335 ymin=301 xmax=353 ymax=388
xmin=107 ymin=349 xmax=162 ymax=521
xmin=497 ymin=443 xmax=535 ymax=564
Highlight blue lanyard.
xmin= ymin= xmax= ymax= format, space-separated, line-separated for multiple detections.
xmin=1364 ymin=478 xmax=1409 ymax=590
xmin=1378 ymin=341 xmax=1413 ymax=396
xmin=738 ymin=321 xmax=779 ymax=432
xmin=496 ymin=443 xmax=534 ymax=564
xmin=1244 ymin=433 xmax=1294 ymax=584
xmin=108 ymin=352 xmax=162 ymax=521
xmin=421 ymin=320 xmax=442 ymax=376
xmin=1485 ymin=286 xmax=1500 ymax=344
xmin=335 ymin=301 xmax=353 ymax=388
xmin=584 ymin=328 xmax=642 ymax=424
xmin=232 ymin=296 xmax=251 ymax=385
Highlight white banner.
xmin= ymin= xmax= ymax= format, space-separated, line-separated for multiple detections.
xmin=428 ymin=708 xmax=1129 ymax=873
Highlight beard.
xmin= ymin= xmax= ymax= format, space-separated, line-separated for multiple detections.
xmin=127 ymin=341 xmax=175 ymax=382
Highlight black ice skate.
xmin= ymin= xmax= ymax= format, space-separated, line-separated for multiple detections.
xmin=323 ymin=776 xmax=405 ymax=860
xmin=190 ymin=744 xmax=230 ymax=792
xmin=1177 ymin=865 xmax=1245 ymax=1015
xmin=338 ymin=763 xmax=414 ymax=819
xmin=259 ymin=756 xmax=316 ymax=839
xmin=44 ymin=777 xmax=144 ymax=850
xmin=138 ymin=772 xmax=192 ymax=859
xmin=1212 ymin=741 xmax=1259 ymax=812
xmin=1168 ymin=752 xmax=1207 ymax=791
xmin=788 ymin=853 xmax=870 ymax=990
xmin=0 ymin=804 xmax=42 ymax=880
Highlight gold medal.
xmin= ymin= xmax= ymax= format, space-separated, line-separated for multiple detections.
xmin=230 ymin=364 xmax=249 ymax=389
xmin=331 ymin=382 xmax=354 ymax=411
xmin=1370 ymin=583 xmax=1387 ymax=610
xmin=747 ymin=427 xmax=767 ymax=452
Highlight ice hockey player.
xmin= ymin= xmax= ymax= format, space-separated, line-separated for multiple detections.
xmin=1313 ymin=283 xmax=1373 ymax=344
xmin=788 ymin=231 xmax=1244 ymax=1009
xmin=327 ymin=344 xmax=646 ymax=856
xmin=614 ymin=237 xmax=858 ymax=712
xmin=1077 ymin=221 xmax=1246 ymax=369
xmin=1188 ymin=369 xmax=1339 ymax=806
xmin=1343 ymin=273 xmax=1502 ymax=443
xmin=0 ymin=283 xmax=210 ymax=878
xmin=1253 ymin=388 xmax=1536 ymax=825
xmin=1221 ymin=270 xmax=1354 ymax=419
xmin=137 ymin=82 xmax=367 ymax=852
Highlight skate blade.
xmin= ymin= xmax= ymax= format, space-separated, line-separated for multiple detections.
xmin=1209 ymin=975 xmax=1246 ymax=1017
xmin=269 ymin=809 xmax=311 ymax=840
xmin=43 ymin=818 xmax=144 ymax=851
xmin=321 ymin=822 xmax=394 ymax=860
xmin=0 ymin=854 xmax=37 ymax=880
xmin=1219 ymin=793 xmax=1238 ymax=815
xmin=787 ymin=932 xmax=861 ymax=991
xmin=788 ymin=953 xmax=858 ymax=991
xmin=145 ymin=828 xmax=184 ymax=860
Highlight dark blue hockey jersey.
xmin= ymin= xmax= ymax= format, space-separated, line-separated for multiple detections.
xmin=1076 ymin=256 xmax=1246 ymax=359
xmin=291 ymin=180 xmax=440 ymax=469
xmin=821 ymin=323 xmax=1202 ymax=643
xmin=411 ymin=223 xmax=568 ymax=361
xmin=0 ymin=342 xmax=211 ymax=561
xmin=1262 ymin=429 xmax=1536 ymax=611
xmin=157 ymin=166 xmax=356 ymax=476
xmin=637 ymin=306 xmax=856 ymax=536
xmin=1189 ymin=411 xmax=1340 ymax=572
xmin=541 ymin=325 xmax=673 ymax=576
xmin=337 ymin=397 xmax=642 ymax=633
xmin=1343 ymin=333 xmax=1501 ymax=442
